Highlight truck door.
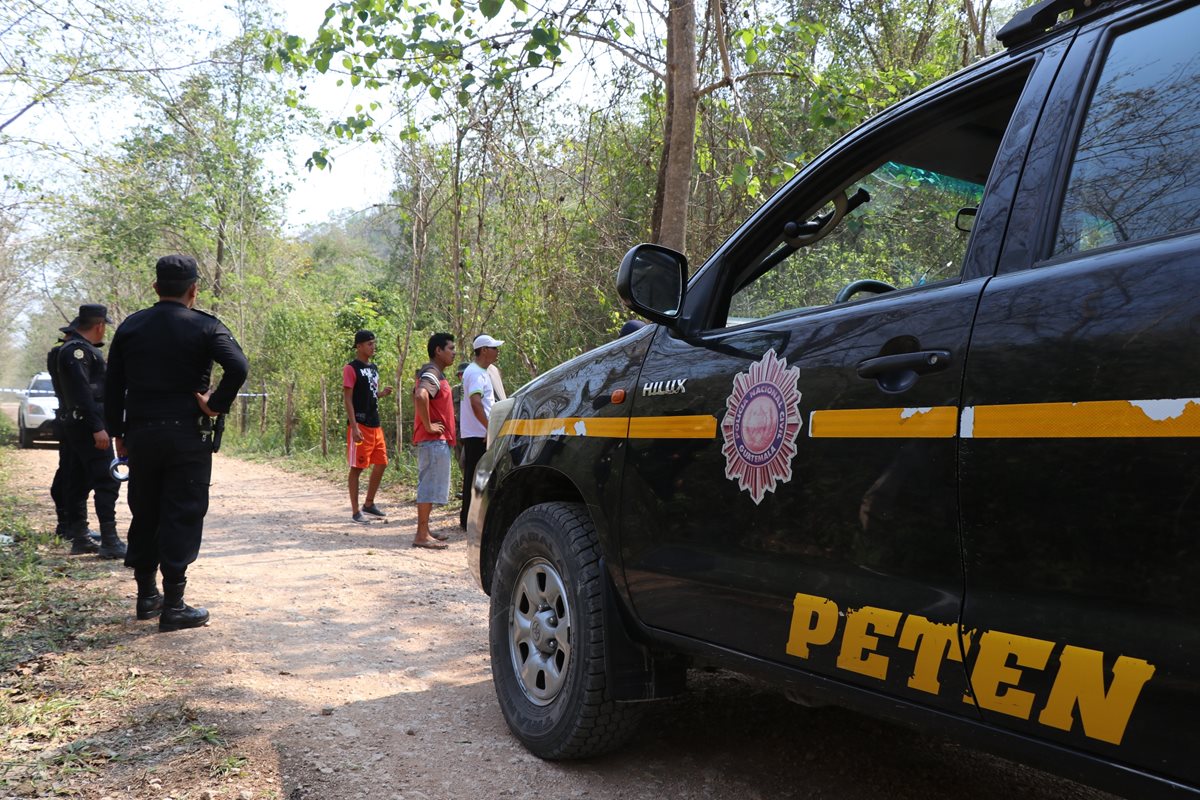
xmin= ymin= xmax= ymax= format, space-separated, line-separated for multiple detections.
xmin=959 ymin=4 xmax=1200 ymax=785
xmin=619 ymin=53 xmax=1059 ymax=713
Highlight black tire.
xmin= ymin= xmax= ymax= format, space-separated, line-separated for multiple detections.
xmin=489 ymin=501 xmax=642 ymax=759
xmin=18 ymin=416 xmax=32 ymax=449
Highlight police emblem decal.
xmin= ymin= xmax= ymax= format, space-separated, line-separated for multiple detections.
xmin=721 ymin=349 xmax=803 ymax=504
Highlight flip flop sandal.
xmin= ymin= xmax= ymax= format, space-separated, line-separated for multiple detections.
xmin=412 ymin=539 xmax=448 ymax=550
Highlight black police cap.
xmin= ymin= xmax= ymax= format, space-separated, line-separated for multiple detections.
xmin=63 ymin=303 xmax=113 ymax=331
xmin=156 ymin=254 xmax=199 ymax=283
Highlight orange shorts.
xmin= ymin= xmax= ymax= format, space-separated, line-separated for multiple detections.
xmin=347 ymin=424 xmax=388 ymax=469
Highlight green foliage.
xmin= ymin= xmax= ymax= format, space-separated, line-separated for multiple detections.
xmin=267 ymin=0 xmax=574 ymax=154
xmin=7 ymin=0 xmax=1029 ymax=473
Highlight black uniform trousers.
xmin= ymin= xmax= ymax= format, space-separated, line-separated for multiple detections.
xmin=61 ymin=420 xmax=119 ymax=532
xmin=123 ymin=422 xmax=212 ymax=581
xmin=50 ymin=417 xmax=86 ymax=527
xmin=460 ymin=437 xmax=487 ymax=528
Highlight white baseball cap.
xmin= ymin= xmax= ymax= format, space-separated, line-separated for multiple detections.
xmin=473 ymin=334 xmax=504 ymax=349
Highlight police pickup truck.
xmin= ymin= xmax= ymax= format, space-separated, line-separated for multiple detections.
xmin=466 ymin=0 xmax=1200 ymax=796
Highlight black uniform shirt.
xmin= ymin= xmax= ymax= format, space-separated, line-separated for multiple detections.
xmin=57 ymin=333 xmax=107 ymax=432
xmin=46 ymin=341 xmax=65 ymax=418
xmin=104 ymin=300 xmax=250 ymax=437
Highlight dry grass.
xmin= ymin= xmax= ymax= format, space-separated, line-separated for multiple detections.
xmin=0 ymin=423 xmax=280 ymax=799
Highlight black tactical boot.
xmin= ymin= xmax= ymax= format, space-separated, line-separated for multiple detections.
xmin=134 ymin=569 xmax=163 ymax=620
xmin=159 ymin=579 xmax=209 ymax=632
xmin=97 ymin=524 xmax=127 ymax=560
xmin=55 ymin=524 xmax=94 ymax=541
xmin=69 ymin=524 xmax=99 ymax=554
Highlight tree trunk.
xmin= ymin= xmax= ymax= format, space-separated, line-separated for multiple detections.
xmin=396 ymin=145 xmax=433 ymax=451
xmin=213 ymin=207 xmax=227 ymax=307
xmin=652 ymin=0 xmax=698 ymax=255
xmin=451 ymin=125 xmax=465 ymax=342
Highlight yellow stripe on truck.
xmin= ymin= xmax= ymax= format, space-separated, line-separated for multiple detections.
xmin=499 ymin=418 xmax=630 ymax=438
xmin=629 ymin=415 xmax=718 ymax=439
xmin=809 ymin=406 xmax=958 ymax=438
xmin=500 ymin=415 xmax=718 ymax=440
xmin=497 ymin=397 xmax=1200 ymax=441
xmin=962 ymin=398 xmax=1200 ymax=438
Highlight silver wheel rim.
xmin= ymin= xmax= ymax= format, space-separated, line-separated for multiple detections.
xmin=508 ymin=557 xmax=572 ymax=706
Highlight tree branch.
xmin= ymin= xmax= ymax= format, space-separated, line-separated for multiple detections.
xmin=0 ymin=58 xmax=220 ymax=133
xmin=696 ymin=68 xmax=806 ymax=98
xmin=709 ymin=0 xmax=752 ymax=149
xmin=567 ymin=29 xmax=666 ymax=82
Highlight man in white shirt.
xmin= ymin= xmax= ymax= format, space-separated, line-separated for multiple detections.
xmin=459 ymin=334 xmax=502 ymax=529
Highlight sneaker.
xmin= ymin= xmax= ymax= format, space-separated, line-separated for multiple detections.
xmin=361 ymin=504 xmax=386 ymax=518
xmin=351 ymin=512 xmax=370 ymax=524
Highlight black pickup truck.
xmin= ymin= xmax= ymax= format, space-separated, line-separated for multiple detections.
xmin=467 ymin=0 xmax=1200 ymax=796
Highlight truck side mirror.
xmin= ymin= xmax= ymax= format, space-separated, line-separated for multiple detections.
xmin=955 ymin=206 xmax=977 ymax=232
xmin=617 ymin=244 xmax=687 ymax=326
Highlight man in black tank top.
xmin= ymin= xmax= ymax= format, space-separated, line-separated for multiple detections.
xmin=343 ymin=330 xmax=393 ymax=523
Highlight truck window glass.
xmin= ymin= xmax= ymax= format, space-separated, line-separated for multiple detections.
xmin=1054 ymin=4 xmax=1200 ymax=255
xmin=723 ymin=74 xmax=1029 ymax=328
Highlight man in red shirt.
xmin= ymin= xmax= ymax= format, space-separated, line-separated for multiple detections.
xmin=411 ymin=332 xmax=456 ymax=548
xmin=344 ymin=330 xmax=393 ymax=523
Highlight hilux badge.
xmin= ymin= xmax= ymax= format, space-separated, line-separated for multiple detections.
xmin=643 ymin=379 xmax=687 ymax=396
xmin=721 ymin=349 xmax=803 ymax=504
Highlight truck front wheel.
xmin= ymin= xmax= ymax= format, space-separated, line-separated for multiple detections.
xmin=488 ymin=501 xmax=642 ymax=759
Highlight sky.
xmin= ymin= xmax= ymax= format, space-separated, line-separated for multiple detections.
xmin=0 ymin=0 xmax=396 ymax=374
xmin=4 ymin=0 xmax=618 ymax=233
xmin=245 ymin=1 xmax=398 ymax=231
xmin=1 ymin=0 xmax=399 ymax=233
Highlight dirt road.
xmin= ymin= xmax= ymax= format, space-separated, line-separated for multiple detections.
xmin=5 ymin=445 xmax=1117 ymax=800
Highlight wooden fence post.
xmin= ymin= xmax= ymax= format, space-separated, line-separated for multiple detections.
xmin=395 ymin=333 xmax=406 ymax=456
xmin=320 ymin=374 xmax=328 ymax=458
xmin=259 ymin=380 xmax=268 ymax=435
xmin=284 ymin=380 xmax=295 ymax=456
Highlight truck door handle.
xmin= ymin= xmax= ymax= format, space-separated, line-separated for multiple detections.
xmin=857 ymin=350 xmax=952 ymax=393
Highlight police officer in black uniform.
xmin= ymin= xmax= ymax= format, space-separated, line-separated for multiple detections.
xmin=47 ymin=326 xmax=93 ymax=548
xmin=105 ymin=255 xmax=249 ymax=632
xmin=57 ymin=304 xmax=125 ymax=558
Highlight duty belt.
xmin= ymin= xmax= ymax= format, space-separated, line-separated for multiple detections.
xmin=127 ymin=415 xmax=220 ymax=451
xmin=127 ymin=415 xmax=214 ymax=431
